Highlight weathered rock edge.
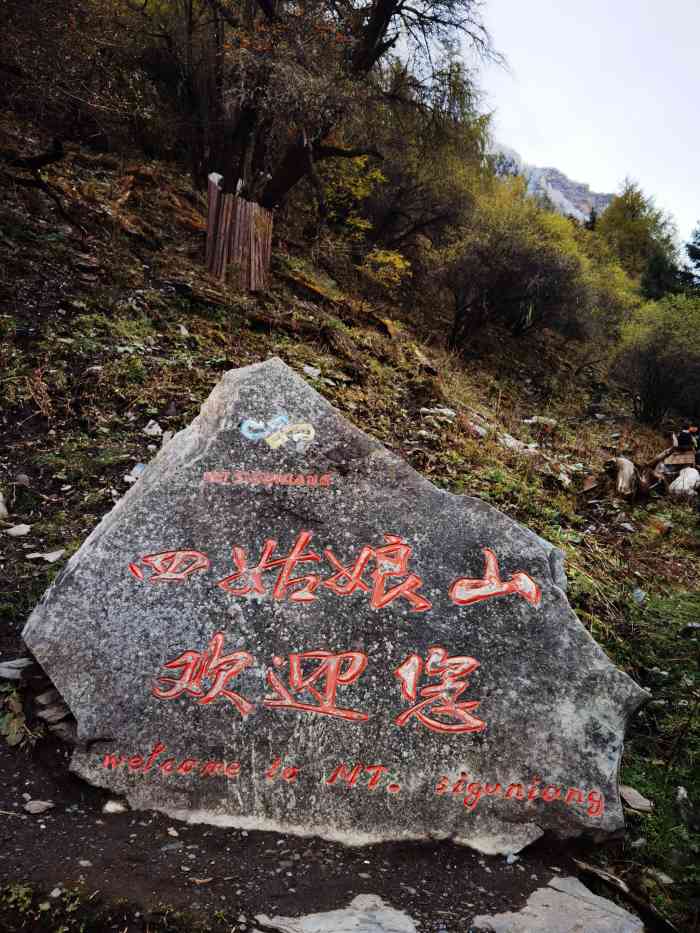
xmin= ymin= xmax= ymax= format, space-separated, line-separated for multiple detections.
xmin=23 ymin=358 xmax=649 ymax=854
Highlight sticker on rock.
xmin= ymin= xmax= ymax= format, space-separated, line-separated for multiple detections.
xmin=240 ymin=414 xmax=315 ymax=451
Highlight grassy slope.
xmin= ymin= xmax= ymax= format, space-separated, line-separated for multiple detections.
xmin=0 ymin=113 xmax=698 ymax=928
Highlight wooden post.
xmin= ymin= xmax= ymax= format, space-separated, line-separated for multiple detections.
xmin=205 ymin=173 xmax=223 ymax=273
xmin=205 ymin=177 xmax=273 ymax=289
xmin=228 ymin=197 xmax=273 ymax=291
xmin=213 ymin=193 xmax=234 ymax=280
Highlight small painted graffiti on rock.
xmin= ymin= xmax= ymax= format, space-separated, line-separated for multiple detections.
xmin=240 ymin=414 xmax=315 ymax=451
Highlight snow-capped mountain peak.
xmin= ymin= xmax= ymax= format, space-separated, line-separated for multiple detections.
xmin=490 ymin=145 xmax=614 ymax=222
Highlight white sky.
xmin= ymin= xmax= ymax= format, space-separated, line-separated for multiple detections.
xmin=479 ymin=0 xmax=698 ymax=242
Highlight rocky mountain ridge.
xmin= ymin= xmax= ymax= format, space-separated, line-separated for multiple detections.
xmin=493 ymin=144 xmax=614 ymax=223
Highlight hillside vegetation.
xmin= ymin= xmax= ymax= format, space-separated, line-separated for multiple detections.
xmin=1 ymin=0 xmax=699 ymax=927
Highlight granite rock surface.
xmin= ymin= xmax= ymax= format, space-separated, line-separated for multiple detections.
xmin=472 ymin=875 xmax=644 ymax=932
xmin=254 ymin=894 xmax=417 ymax=933
xmin=23 ymin=358 xmax=647 ymax=853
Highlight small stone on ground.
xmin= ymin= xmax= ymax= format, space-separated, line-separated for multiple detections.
xmin=620 ymin=785 xmax=654 ymax=812
xmin=24 ymin=800 xmax=55 ymax=815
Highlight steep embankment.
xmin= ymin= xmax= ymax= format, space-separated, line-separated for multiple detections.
xmin=1 ymin=113 xmax=698 ymax=930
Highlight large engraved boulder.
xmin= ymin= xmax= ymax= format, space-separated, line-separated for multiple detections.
xmin=23 ymin=358 xmax=647 ymax=854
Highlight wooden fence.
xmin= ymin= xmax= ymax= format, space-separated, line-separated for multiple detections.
xmin=205 ymin=173 xmax=273 ymax=291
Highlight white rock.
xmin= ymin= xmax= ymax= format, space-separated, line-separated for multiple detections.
xmin=0 ymin=657 xmax=34 ymax=670
xmin=102 ymin=799 xmax=128 ymax=814
xmin=27 ymin=549 xmax=65 ymax=563
xmin=619 ymin=785 xmax=654 ymax=813
xmin=167 ymin=827 xmax=179 ymax=837
xmin=5 ymin=524 xmax=31 ymax=537
xmin=669 ymin=467 xmax=699 ymax=499
xmin=24 ymin=800 xmax=55 ymax=815
xmin=523 ymin=416 xmax=557 ymax=428
xmin=255 ymin=894 xmax=417 ymax=933
xmin=0 ymin=491 xmax=8 ymax=521
xmin=302 ymin=365 xmax=321 ymax=379
xmin=78 ymin=859 xmax=93 ymax=868
xmin=420 ymin=406 xmax=456 ymax=420
xmin=143 ymin=420 xmax=163 ymax=437
xmin=472 ymin=875 xmax=643 ymax=932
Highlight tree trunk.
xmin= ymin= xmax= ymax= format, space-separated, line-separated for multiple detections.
xmin=449 ymin=284 xmax=472 ymax=349
xmin=259 ymin=137 xmax=308 ymax=210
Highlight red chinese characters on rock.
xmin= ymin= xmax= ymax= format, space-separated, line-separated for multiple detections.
xmin=129 ymin=550 xmax=210 ymax=583
xmin=394 ymin=646 xmax=486 ymax=734
xmin=264 ymin=651 xmax=369 ymax=722
xmin=449 ymin=548 xmax=541 ymax=608
xmin=151 ymin=635 xmax=487 ymax=732
xmin=217 ymin=530 xmax=321 ymax=603
xmin=152 ymin=633 xmax=254 ymax=716
xmin=129 ymin=533 xmax=542 ymax=613
xmin=323 ymin=534 xmax=431 ymax=611
xmin=215 ymin=531 xmax=431 ymax=610
xmin=152 ymin=637 xmax=369 ymax=723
